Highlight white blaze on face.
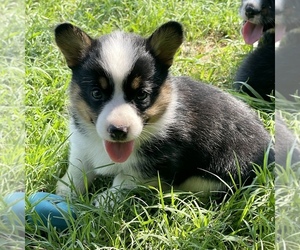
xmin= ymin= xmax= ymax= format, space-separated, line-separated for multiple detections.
xmin=100 ymin=31 xmax=139 ymax=86
xmin=95 ymin=32 xmax=144 ymax=163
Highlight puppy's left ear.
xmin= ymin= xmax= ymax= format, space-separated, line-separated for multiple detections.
xmin=147 ymin=21 xmax=183 ymax=68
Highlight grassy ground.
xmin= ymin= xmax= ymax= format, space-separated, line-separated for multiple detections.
xmin=275 ymin=110 xmax=300 ymax=248
xmin=0 ymin=0 xmax=25 ymax=195
xmin=0 ymin=0 xmax=25 ymax=248
xmin=14 ymin=0 xmax=298 ymax=249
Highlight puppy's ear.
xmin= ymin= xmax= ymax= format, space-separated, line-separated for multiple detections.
xmin=55 ymin=23 xmax=93 ymax=68
xmin=147 ymin=21 xmax=183 ymax=68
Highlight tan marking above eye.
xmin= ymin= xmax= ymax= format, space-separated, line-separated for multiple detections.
xmin=144 ymin=80 xmax=172 ymax=123
xmin=131 ymin=76 xmax=142 ymax=90
xmin=99 ymin=76 xmax=108 ymax=90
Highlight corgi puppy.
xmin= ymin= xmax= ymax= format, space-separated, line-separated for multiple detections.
xmin=239 ymin=0 xmax=275 ymax=44
xmin=276 ymin=0 xmax=300 ymax=41
xmin=55 ymin=22 xmax=274 ymax=206
xmin=234 ymin=29 xmax=275 ymax=102
xmin=234 ymin=0 xmax=275 ymax=101
xmin=275 ymin=0 xmax=300 ymax=100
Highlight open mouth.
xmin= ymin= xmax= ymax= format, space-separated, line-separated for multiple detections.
xmin=242 ymin=20 xmax=277 ymax=44
xmin=104 ymin=140 xmax=135 ymax=163
xmin=242 ymin=21 xmax=264 ymax=44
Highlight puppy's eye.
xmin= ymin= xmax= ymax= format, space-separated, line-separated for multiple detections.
xmin=136 ymin=90 xmax=149 ymax=101
xmin=91 ymin=88 xmax=102 ymax=100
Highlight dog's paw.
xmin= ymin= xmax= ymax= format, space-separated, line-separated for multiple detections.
xmin=92 ymin=188 xmax=125 ymax=209
xmin=56 ymin=182 xmax=75 ymax=198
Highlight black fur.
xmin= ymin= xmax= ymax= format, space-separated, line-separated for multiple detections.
xmin=275 ymin=0 xmax=300 ymax=100
xmin=138 ymin=76 xmax=274 ymax=186
xmin=234 ymin=0 xmax=275 ymax=102
xmin=276 ymin=30 xmax=300 ymax=100
xmin=234 ymin=30 xmax=275 ymax=101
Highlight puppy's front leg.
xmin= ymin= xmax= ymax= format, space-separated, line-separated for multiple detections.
xmin=56 ymin=148 xmax=96 ymax=197
xmin=93 ymin=172 xmax=137 ymax=208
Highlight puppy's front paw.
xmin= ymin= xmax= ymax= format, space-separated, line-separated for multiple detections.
xmin=56 ymin=181 xmax=75 ymax=198
xmin=92 ymin=188 xmax=125 ymax=209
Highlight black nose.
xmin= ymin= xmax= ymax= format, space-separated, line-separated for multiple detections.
xmin=245 ymin=4 xmax=260 ymax=18
xmin=107 ymin=125 xmax=128 ymax=141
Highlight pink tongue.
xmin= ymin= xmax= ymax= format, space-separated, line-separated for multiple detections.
xmin=242 ymin=21 xmax=263 ymax=44
xmin=104 ymin=140 xmax=134 ymax=163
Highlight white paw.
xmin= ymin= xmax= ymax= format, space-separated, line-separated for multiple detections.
xmin=92 ymin=188 xmax=124 ymax=209
xmin=56 ymin=181 xmax=75 ymax=197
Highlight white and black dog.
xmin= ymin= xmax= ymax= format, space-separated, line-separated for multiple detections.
xmin=234 ymin=0 xmax=275 ymax=101
xmin=275 ymin=0 xmax=300 ymax=100
xmin=239 ymin=0 xmax=275 ymax=45
xmin=276 ymin=0 xmax=300 ymax=40
xmin=55 ymin=22 xmax=274 ymax=205
xmin=275 ymin=0 xmax=300 ymax=166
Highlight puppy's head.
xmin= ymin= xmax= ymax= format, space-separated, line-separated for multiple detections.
xmin=55 ymin=22 xmax=183 ymax=163
xmin=239 ymin=0 xmax=275 ymax=44
xmin=276 ymin=0 xmax=300 ymax=42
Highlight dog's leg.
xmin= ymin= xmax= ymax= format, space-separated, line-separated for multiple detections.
xmin=56 ymin=146 xmax=96 ymax=197
xmin=93 ymin=172 xmax=137 ymax=208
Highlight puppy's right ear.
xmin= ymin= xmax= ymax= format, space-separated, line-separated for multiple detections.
xmin=55 ymin=23 xmax=93 ymax=68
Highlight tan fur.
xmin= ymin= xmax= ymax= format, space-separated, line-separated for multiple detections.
xmin=145 ymin=80 xmax=172 ymax=123
xmin=70 ymin=83 xmax=96 ymax=124
xmin=99 ymin=76 xmax=108 ymax=90
xmin=131 ymin=76 xmax=142 ymax=90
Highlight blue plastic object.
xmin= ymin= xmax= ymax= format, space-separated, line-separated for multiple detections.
xmin=3 ymin=192 xmax=25 ymax=226
xmin=27 ymin=192 xmax=77 ymax=230
xmin=3 ymin=192 xmax=76 ymax=231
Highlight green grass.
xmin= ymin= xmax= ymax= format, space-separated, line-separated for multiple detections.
xmin=25 ymin=175 xmax=275 ymax=249
xmin=19 ymin=0 xmax=299 ymax=249
xmin=0 ymin=0 xmax=25 ymax=248
xmin=0 ymin=0 xmax=25 ymax=194
xmin=276 ymin=163 xmax=300 ymax=249
xmin=275 ymin=110 xmax=300 ymax=249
